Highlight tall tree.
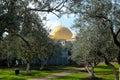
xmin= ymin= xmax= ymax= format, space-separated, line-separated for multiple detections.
xmin=0 ymin=34 xmax=20 ymax=67
xmin=0 ymin=0 xmax=67 ymax=74
xmin=0 ymin=0 xmax=67 ymax=51
xmin=67 ymin=0 xmax=120 ymax=80
xmin=71 ymin=21 xmax=117 ymax=78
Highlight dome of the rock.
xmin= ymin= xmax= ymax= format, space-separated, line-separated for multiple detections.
xmin=49 ymin=25 xmax=73 ymax=40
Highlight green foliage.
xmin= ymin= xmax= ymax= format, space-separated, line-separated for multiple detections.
xmin=71 ymin=24 xmax=117 ymax=66
xmin=0 ymin=0 xmax=66 ymax=72
xmin=69 ymin=0 xmax=118 ymax=66
xmin=0 ymin=0 xmax=66 ymax=57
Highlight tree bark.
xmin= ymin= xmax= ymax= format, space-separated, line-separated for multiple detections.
xmin=7 ymin=56 xmax=10 ymax=67
xmin=118 ymin=51 xmax=120 ymax=77
xmin=7 ymin=59 xmax=10 ymax=67
xmin=40 ymin=58 xmax=48 ymax=70
xmin=85 ymin=64 xmax=95 ymax=78
xmin=104 ymin=56 xmax=119 ymax=80
xmin=26 ymin=62 xmax=30 ymax=74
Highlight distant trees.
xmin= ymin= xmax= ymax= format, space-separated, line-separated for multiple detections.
xmin=0 ymin=35 xmax=18 ymax=67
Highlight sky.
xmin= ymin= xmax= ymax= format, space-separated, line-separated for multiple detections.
xmin=44 ymin=13 xmax=76 ymax=35
xmin=29 ymin=1 xmax=77 ymax=35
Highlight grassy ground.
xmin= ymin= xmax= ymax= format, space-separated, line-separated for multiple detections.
xmin=0 ymin=69 xmax=51 ymax=80
xmin=0 ymin=66 xmax=77 ymax=80
xmin=52 ymin=63 xmax=119 ymax=80
xmin=0 ymin=63 xmax=119 ymax=80
xmin=94 ymin=63 xmax=118 ymax=80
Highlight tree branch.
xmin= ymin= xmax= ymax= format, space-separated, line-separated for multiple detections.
xmin=54 ymin=0 xmax=65 ymax=10
xmin=28 ymin=8 xmax=53 ymax=12
xmin=116 ymin=28 xmax=120 ymax=37
xmin=51 ymin=12 xmax=60 ymax=18
xmin=93 ymin=14 xmax=120 ymax=47
xmin=29 ymin=0 xmax=66 ymax=13
xmin=5 ymin=30 xmax=32 ymax=51
xmin=15 ymin=33 xmax=31 ymax=51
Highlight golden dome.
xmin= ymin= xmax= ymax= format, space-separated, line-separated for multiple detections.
xmin=49 ymin=25 xmax=73 ymax=40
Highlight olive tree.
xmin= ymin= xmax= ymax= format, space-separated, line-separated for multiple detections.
xmin=0 ymin=0 xmax=67 ymax=74
xmin=66 ymin=0 xmax=120 ymax=80
xmin=71 ymin=20 xmax=117 ymax=78
xmin=0 ymin=0 xmax=67 ymax=55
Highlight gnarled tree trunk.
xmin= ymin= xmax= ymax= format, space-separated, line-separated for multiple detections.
xmin=117 ymin=49 xmax=120 ymax=74
xmin=26 ymin=62 xmax=30 ymax=74
xmin=104 ymin=56 xmax=119 ymax=80
xmin=40 ymin=58 xmax=48 ymax=70
xmin=85 ymin=63 xmax=95 ymax=78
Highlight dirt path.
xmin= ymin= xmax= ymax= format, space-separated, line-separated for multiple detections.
xmin=29 ymin=68 xmax=84 ymax=80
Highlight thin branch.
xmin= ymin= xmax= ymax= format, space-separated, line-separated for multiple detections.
xmin=93 ymin=15 xmax=115 ymax=36
xmin=5 ymin=30 xmax=32 ymax=51
xmin=53 ymin=0 xmax=65 ymax=10
xmin=94 ymin=15 xmax=111 ymax=23
xmin=29 ymin=1 xmax=65 ymax=13
xmin=56 ymin=1 xmax=65 ymax=12
xmin=28 ymin=8 xmax=53 ymax=12
xmin=15 ymin=33 xmax=31 ymax=51
xmin=116 ymin=28 xmax=120 ymax=37
xmin=51 ymin=11 xmax=60 ymax=18
xmin=93 ymin=14 xmax=120 ymax=46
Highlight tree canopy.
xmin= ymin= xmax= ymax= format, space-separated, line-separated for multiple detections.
xmin=0 ymin=0 xmax=67 ymax=74
xmin=69 ymin=0 xmax=120 ymax=80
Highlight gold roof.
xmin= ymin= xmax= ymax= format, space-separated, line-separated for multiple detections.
xmin=49 ymin=25 xmax=73 ymax=40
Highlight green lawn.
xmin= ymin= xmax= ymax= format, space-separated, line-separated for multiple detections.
xmin=94 ymin=63 xmax=118 ymax=80
xmin=0 ymin=63 xmax=119 ymax=80
xmin=0 ymin=69 xmax=52 ymax=80
xmin=0 ymin=66 xmax=77 ymax=80
xmin=52 ymin=63 xmax=119 ymax=80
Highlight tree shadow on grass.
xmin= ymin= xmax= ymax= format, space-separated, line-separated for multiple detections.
xmin=79 ymin=77 xmax=104 ymax=80
xmin=0 ymin=77 xmax=26 ymax=80
xmin=78 ymin=69 xmax=87 ymax=72
xmin=31 ymin=65 xmax=78 ymax=71
xmin=95 ymin=66 xmax=118 ymax=70
xmin=95 ymin=71 xmax=113 ymax=75
xmin=56 ymin=75 xmax=104 ymax=80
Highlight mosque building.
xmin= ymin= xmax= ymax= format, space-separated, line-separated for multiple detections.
xmin=48 ymin=25 xmax=73 ymax=65
xmin=49 ymin=25 xmax=73 ymax=40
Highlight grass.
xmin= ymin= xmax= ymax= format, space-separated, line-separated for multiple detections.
xmin=52 ymin=63 xmax=119 ymax=80
xmin=51 ymin=71 xmax=89 ymax=80
xmin=0 ymin=63 xmax=119 ymax=80
xmin=0 ymin=69 xmax=51 ymax=80
xmin=0 ymin=66 xmax=77 ymax=80
xmin=94 ymin=63 xmax=119 ymax=80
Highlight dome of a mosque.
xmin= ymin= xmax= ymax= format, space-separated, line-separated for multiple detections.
xmin=49 ymin=25 xmax=73 ymax=40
